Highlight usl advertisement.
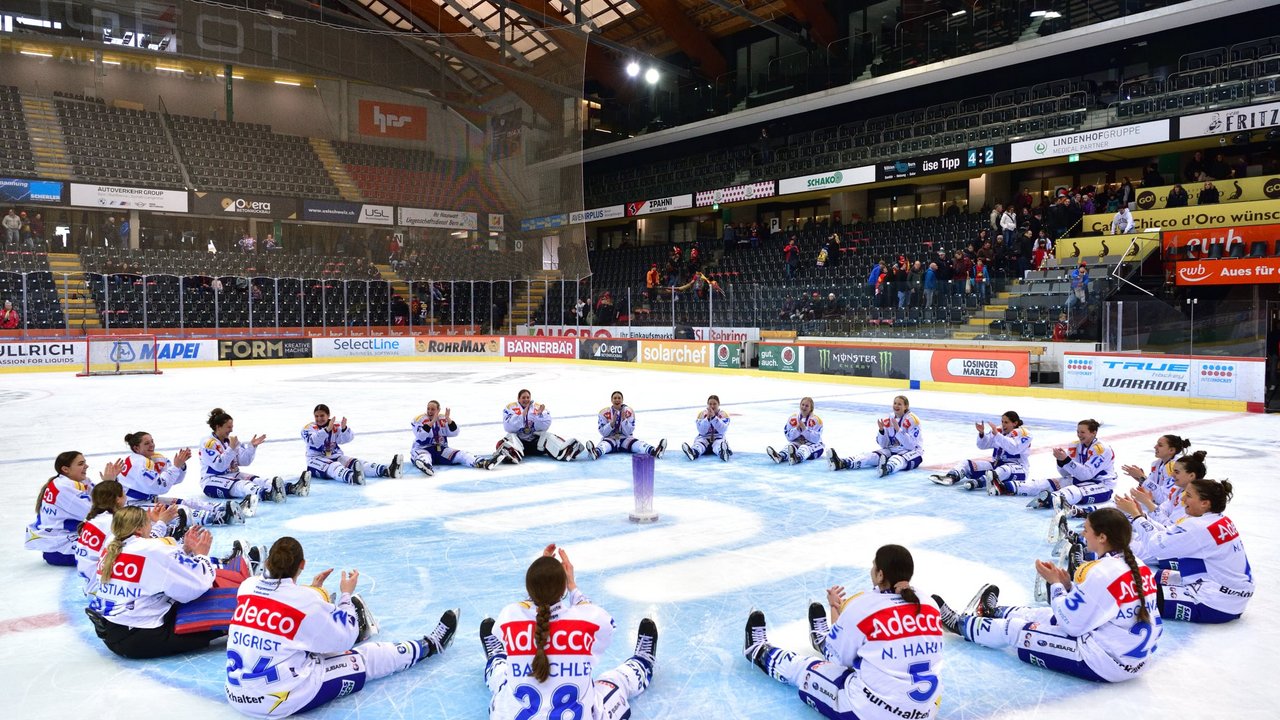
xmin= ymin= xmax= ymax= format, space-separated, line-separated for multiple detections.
xmin=1174 ymin=258 xmax=1280 ymax=285
xmin=1011 ymin=120 xmax=1169 ymax=162
xmin=398 ymin=207 xmax=479 ymax=230
xmin=1063 ymin=352 xmax=1263 ymax=402
xmin=1135 ymin=175 xmax=1280 ymax=210
xmin=0 ymin=340 xmax=81 ymax=369
xmin=1081 ymin=199 xmax=1280 ymax=235
xmin=803 ymin=345 xmax=907 ymax=379
xmin=521 ymin=325 xmax=761 ymax=343
xmin=415 ymin=337 xmax=502 ymax=356
xmin=70 ymin=183 xmax=189 ymax=212
xmin=695 ymin=181 xmax=776 ymax=207
xmin=357 ymin=99 xmax=428 ymax=140
xmin=778 ymin=166 xmax=875 ymax=196
xmin=0 ymin=177 xmax=63 ymax=204
xmin=757 ymin=344 xmax=799 ymax=373
xmin=876 ymin=145 xmax=1007 ymax=182
xmin=911 ymin=349 xmax=1030 ymax=387
xmin=218 ymin=338 xmax=313 ymax=361
xmin=578 ymin=339 xmax=638 ymax=362
xmin=301 ymin=200 xmax=395 ymax=225
xmin=313 ymin=337 xmax=413 ymax=358
xmin=1178 ymin=101 xmax=1280 ymax=139
xmin=569 ymin=206 xmax=625 ymax=225
xmin=626 ymin=194 xmax=694 ymax=217
xmin=503 ymin=337 xmax=576 ymax=358
xmin=192 ymin=192 xmax=298 ymax=219
xmin=638 ymin=341 xmax=713 ymax=367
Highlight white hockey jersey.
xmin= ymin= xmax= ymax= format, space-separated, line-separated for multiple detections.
xmin=977 ymin=427 xmax=1031 ymax=465
xmin=597 ymin=405 xmax=637 ymax=439
xmin=1140 ymin=458 xmax=1177 ymax=498
xmin=24 ymin=474 xmax=92 ymax=554
xmin=73 ymin=512 xmax=168 ymax=591
xmin=1131 ymin=512 xmax=1254 ymax=616
xmin=88 ymin=535 xmax=217 ymax=628
xmin=783 ymin=413 xmax=824 ymax=445
xmin=412 ymin=413 xmax=459 ymax=449
xmin=503 ymin=402 xmax=552 ymax=441
xmin=225 ymin=576 xmax=361 ymax=717
xmin=1047 ymin=553 xmax=1162 ymax=681
xmin=695 ymin=409 xmax=730 ymax=439
xmin=1056 ymin=439 xmax=1116 ymax=486
xmin=822 ymin=590 xmax=943 ymax=719
xmin=302 ymin=422 xmax=353 ymax=459
xmin=201 ymin=434 xmax=258 ymax=479
xmin=119 ymin=452 xmax=186 ymax=503
xmin=491 ymin=590 xmax=616 ymax=720
xmin=876 ymin=412 xmax=923 ymax=453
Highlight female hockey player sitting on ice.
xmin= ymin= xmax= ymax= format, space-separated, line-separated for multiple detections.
xmin=302 ymin=403 xmax=403 ymax=485
xmin=224 ymin=537 xmax=457 ymax=717
xmin=86 ymin=507 xmax=255 ymax=659
xmin=930 ymin=411 xmax=1031 ymax=491
xmin=766 ymin=396 xmax=825 ymax=465
xmin=1121 ymin=434 xmax=1191 ymax=505
xmin=411 ymin=400 xmax=497 ymax=474
xmin=989 ymin=419 xmax=1115 ymax=511
xmin=742 ymin=544 xmax=944 ymax=720
xmin=1119 ymin=478 xmax=1253 ymax=624
xmin=203 ymin=408 xmax=309 ymax=505
xmin=585 ymin=390 xmax=667 ymax=460
xmin=933 ymin=508 xmax=1162 ymax=683
xmin=25 ymin=451 xmax=124 ymax=566
xmin=121 ymin=431 xmax=251 ymax=528
xmin=479 ymin=544 xmax=657 ymax=720
xmin=682 ymin=394 xmax=731 ymax=461
xmin=488 ymin=389 xmax=586 ymax=465
xmin=828 ymin=395 xmax=923 ymax=476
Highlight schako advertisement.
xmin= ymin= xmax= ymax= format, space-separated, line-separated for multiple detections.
xmin=357 ymin=100 xmax=427 ymax=140
xmin=1174 ymin=258 xmax=1280 ymax=285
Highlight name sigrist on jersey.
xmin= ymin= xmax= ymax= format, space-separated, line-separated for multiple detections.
xmin=856 ymin=605 xmax=943 ymax=641
xmin=232 ymin=595 xmax=307 ymax=639
xmin=501 ymin=619 xmax=600 ymax=656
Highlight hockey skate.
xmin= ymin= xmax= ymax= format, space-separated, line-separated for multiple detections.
xmin=420 ymin=608 xmax=459 ymax=658
xmin=633 ymin=617 xmax=658 ymax=668
xmin=743 ymin=610 xmax=770 ymax=670
xmin=1066 ymin=541 xmax=1085 ymax=578
xmin=586 ymin=441 xmax=602 ymax=460
xmin=787 ymin=448 xmax=805 ymax=465
xmin=1028 ymin=489 xmax=1055 ymax=509
xmin=878 ymin=455 xmax=892 ymax=477
xmin=718 ymin=443 xmax=732 ymax=462
xmin=479 ymin=617 xmax=505 ymax=664
xmin=220 ymin=539 xmax=247 ymax=567
xmin=681 ymin=442 xmax=697 ymax=460
xmin=963 ymin=584 xmax=1000 ymax=618
xmin=239 ymin=493 xmax=259 ymax=518
xmin=765 ymin=446 xmax=784 ymax=464
xmin=349 ymin=463 xmax=366 ymax=486
xmin=223 ymin=499 xmax=246 ymax=525
xmin=170 ymin=508 xmax=190 ymax=540
xmin=960 ymin=478 xmax=982 ymax=491
xmin=565 ymin=440 xmax=587 ymax=461
xmin=808 ymin=601 xmax=830 ymax=654
xmin=931 ymin=595 xmax=961 ymax=635
xmin=413 ymin=456 xmax=435 ymax=476
xmin=246 ymin=544 xmax=269 ymax=575
xmin=388 ymin=454 xmax=404 ymax=479
xmin=1046 ymin=508 xmax=1070 ymax=544
xmin=352 ymin=593 xmax=380 ymax=643
xmin=987 ymin=472 xmax=1014 ymax=496
xmin=649 ymin=438 xmax=668 ymax=459
xmin=286 ymin=471 xmax=311 ymax=497
xmin=930 ymin=470 xmax=959 ymax=486
xmin=827 ymin=448 xmax=844 ymax=471
xmin=267 ymin=476 xmax=287 ymax=503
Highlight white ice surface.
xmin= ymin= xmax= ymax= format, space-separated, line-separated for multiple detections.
xmin=1 ymin=361 xmax=1275 ymax=719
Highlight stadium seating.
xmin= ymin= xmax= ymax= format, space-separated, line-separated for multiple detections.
xmin=0 ymin=86 xmax=36 ymax=177
xmin=168 ymin=114 xmax=338 ymax=198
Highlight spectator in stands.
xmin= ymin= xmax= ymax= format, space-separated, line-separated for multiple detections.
xmin=909 ymin=260 xmax=923 ymax=306
xmin=4 ymin=209 xmax=22 ymax=244
xmin=1184 ymin=150 xmax=1208 ymax=182
xmin=0 ymin=299 xmax=18 ymax=329
xmin=945 ymin=200 xmax=961 ymax=217
xmin=1081 ymin=192 xmax=1097 ymax=215
xmin=30 ymin=213 xmax=44 ymax=247
xmin=596 ymin=292 xmax=617 ymax=325
xmin=118 ymin=218 xmax=130 ymax=246
xmin=722 ymin=223 xmax=737 ymax=252
xmin=1027 ymin=209 xmax=1043 ymax=238
xmin=924 ymin=263 xmax=938 ymax=308
xmin=1046 ymin=197 xmax=1069 ymax=238
xmin=1198 ymin=181 xmax=1220 ymax=205
xmin=1143 ymin=163 xmax=1164 ymax=188
xmin=783 ymin=237 xmax=799 ymax=281
xmin=935 ymin=250 xmax=952 ymax=283
xmin=824 ymin=293 xmax=843 ymax=319
xmin=973 ymin=259 xmax=989 ymax=304
xmin=391 ymin=295 xmax=409 ymax=326
xmin=1167 ymin=183 xmax=1189 ymax=208
xmin=1118 ymin=177 xmax=1136 ymax=210
xmin=238 ymin=233 xmax=255 ymax=252
xmin=953 ymin=251 xmax=974 ymax=294
xmin=1067 ymin=263 xmax=1091 ymax=316
xmin=867 ymin=259 xmax=885 ymax=288
xmin=989 ymin=203 xmax=1002 ymax=233
xmin=100 ymin=216 xmax=116 ymax=246
xmin=826 ymin=233 xmax=843 ymax=268
xmin=688 ymin=246 xmax=701 ymax=272
xmin=1208 ymin=152 xmax=1231 ymax=180
xmin=645 ymin=263 xmax=660 ymax=303
xmin=211 ymin=277 xmax=223 ymax=294
xmin=1110 ymin=206 xmax=1135 ymax=235
xmin=1032 ymin=238 xmax=1050 ymax=272
xmin=1016 ymin=229 xmax=1035 ymax=278
xmin=749 ymin=223 xmax=761 ymax=248
xmin=894 ymin=259 xmax=911 ymax=309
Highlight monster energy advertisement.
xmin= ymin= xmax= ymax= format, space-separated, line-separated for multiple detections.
xmin=802 ymin=346 xmax=908 ymax=379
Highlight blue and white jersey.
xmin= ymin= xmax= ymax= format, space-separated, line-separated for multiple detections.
xmin=977 ymin=427 xmax=1031 ymax=465
xmin=783 ymin=413 xmax=824 ymax=445
xmin=503 ymin=402 xmax=552 ymax=442
xmin=1131 ymin=512 xmax=1254 ymax=616
xmin=598 ymin=404 xmax=637 ymax=439
xmin=1046 ymin=553 xmax=1162 ymax=678
xmin=24 ymin=474 xmax=92 ymax=554
xmin=302 ymin=423 xmax=353 ymax=459
xmin=1141 ymin=458 xmax=1177 ymax=498
xmin=89 ymin=535 xmax=217 ymax=628
xmin=695 ymin=409 xmax=730 ymax=440
xmin=201 ymin=434 xmax=258 ymax=479
xmin=1057 ymin=439 xmax=1116 ymax=486
xmin=877 ymin=412 xmax=923 ymax=453
xmin=119 ymin=452 xmax=186 ymax=503
xmin=412 ymin=413 xmax=459 ymax=449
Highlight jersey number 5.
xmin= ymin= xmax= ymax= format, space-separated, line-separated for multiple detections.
xmin=907 ymin=660 xmax=939 ymax=702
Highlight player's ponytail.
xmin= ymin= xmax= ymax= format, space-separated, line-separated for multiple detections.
xmin=264 ymin=536 xmax=305 ymax=580
xmin=99 ymin=506 xmax=146 ymax=585
xmin=1088 ymin=508 xmax=1152 ymax=624
xmin=39 ymin=451 xmax=84 ymax=515
xmin=85 ymin=480 xmax=124 ymax=523
xmin=874 ymin=544 xmax=921 ymax=610
xmin=207 ymin=408 xmax=232 ymax=432
xmin=124 ymin=431 xmax=149 ymax=452
xmin=1161 ymin=434 xmax=1191 ymax=456
xmin=1176 ymin=450 xmax=1208 ymax=480
xmin=1189 ymin=478 xmax=1233 ymax=513
xmin=1078 ymin=418 xmax=1100 ymax=433
xmin=1002 ymin=411 xmax=1023 ymax=427
xmin=525 ymin=556 xmax=568 ymax=683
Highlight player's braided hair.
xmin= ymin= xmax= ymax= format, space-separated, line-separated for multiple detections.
xmin=85 ymin=480 xmax=123 ymax=523
xmin=526 ymin=556 xmax=568 ymax=683
xmin=99 ymin=506 xmax=147 ymax=585
xmin=1088 ymin=508 xmax=1152 ymax=625
xmin=37 ymin=450 xmax=83 ymax=515
xmin=874 ymin=544 xmax=921 ymax=610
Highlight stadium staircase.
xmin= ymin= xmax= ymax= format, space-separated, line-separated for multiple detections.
xmin=20 ymin=94 xmax=72 ymax=180
xmin=48 ymin=253 xmax=100 ymax=330
xmin=510 ymin=270 xmax=561 ymax=327
xmin=373 ymin=263 xmax=411 ymax=300
xmin=309 ymin=138 xmax=364 ymax=202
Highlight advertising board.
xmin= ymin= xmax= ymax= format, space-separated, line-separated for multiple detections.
xmin=802 ymin=345 xmax=908 ymax=379
xmin=578 ymin=338 xmax=638 ymax=362
xmin=757 ymin=344 xmax=799 ymax=373
xmin=218 ymin=338 xmax=313 ymax=361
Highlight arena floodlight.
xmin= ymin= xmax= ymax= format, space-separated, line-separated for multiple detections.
xmin=644 ymin=68 xmax=659 ymax=85
xmin=626 ymin=61 xmax=640 ymax=77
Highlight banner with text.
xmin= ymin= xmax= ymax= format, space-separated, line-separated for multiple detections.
xmin=0 ymin=340 xmax=82 ymax=370
xmin=757 ymin=344 xmax=799 ymax=373
xmin=521 ymin=325 xmax=760 ymax=343
xmin=802 ymin=345 xmax=908 ymax=379
xmin=1174 ymin=257 xmax=1280 ymax=285
xmin=1011 ymin=120 xmax=1169 ymax=162
xmin=876 ymin=145 xmax=1007 ymax=182
xmin=397 ymin=207 xmax=478 ymax=230
xmin=637 ymin=340 xmax=715 ymax=367
xmin=192 ymin=192 xmax=297 ymax=219
xmin=503 ymin=337 xmax=576 ymax=359
xmin=1161 ymin=223 xmax=1280 ymax=256
xmin=626 ymin=194 xmax=694 ymax=217
xmin=1135 ymin=175 xmax=1280 ymax=210
xmin=569 ymin=206 xmax=625 ymax=225
xmin=414 ymin=336 xmax=502 ymax=356
xmin=1063 ymin=352 xmax=1262 ymax=402
xmin=71 ymin=183 xmax=189 ymax=212
xmin=217 ymin=338 xmax=313 ymax=361
xmin=1178 ymin=101 xmax=1280 ymax=139
xmin=1081 ymin=199 xmax=1280 ymax=235
xmin=301 ymin=199 xmax=395 ymax=225
xmin=357 ymin=100 xmax=428 ymax=140
xmin=910 ymin=349 xmax=1030 ymax=387
xmin=578 ymin=338 xmax=639 ymax=362
xmin=695 ymin=181 xmax=776 ymax=207
xmin=778 ymin=166 xmax=875 ymax=196
xmin=0 ymin=178 xmax=64 ymax=204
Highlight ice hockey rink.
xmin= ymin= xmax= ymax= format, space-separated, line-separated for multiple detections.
xmin=1 ymin=359 xmax=1276 ymax=719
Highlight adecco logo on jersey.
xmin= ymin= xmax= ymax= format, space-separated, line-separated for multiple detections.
xmin=77 ymin=522 xmax=106 ymax=552
xmin=639 ymin=341 xmax=710 ymax=367
xmin=503 ymin=337 xmax=576 ymax=358
xmin=107 ymin=553 xmax=146 ymax=583
xmin=231 ymin=595 xmax=306 ymax=640
xmin=857 ymin=604 xmax=943 ymax=641
xmin=501 ymin=619 xmax=599 ymax=656
xmin=758 ymin=344 xmax=798 ymax=373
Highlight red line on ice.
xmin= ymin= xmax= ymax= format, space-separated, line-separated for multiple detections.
xmin=0 ymin=611 xmax=68 ymax=636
